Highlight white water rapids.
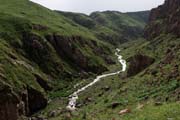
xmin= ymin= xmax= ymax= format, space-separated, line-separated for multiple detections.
xmin=66 ymin=48 xmax=127 ymax=110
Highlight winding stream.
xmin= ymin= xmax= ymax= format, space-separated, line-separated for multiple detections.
xmin=66 ymin=48 xmax=127 ymax=110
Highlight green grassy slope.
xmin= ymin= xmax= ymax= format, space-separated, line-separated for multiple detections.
xmin=0 ymin=0 xmax=116 ymax=117
xmin=0 ymin=0 xmax=113 ymax=81
xmin=2 ymin=0 xmax=178 ymax=119
xmin=0 ymin=0 xmax=95 ymax=37
xmin=126 ymin=11 xmax=150 ymax=24
xmin=45 ymin=0 xmax=180 ymax=119
xmin=48 ymin=35 xmax=180 ymax=120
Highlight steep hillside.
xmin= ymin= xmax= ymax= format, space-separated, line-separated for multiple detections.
xmin=126 ymin=11 xmax=150 ymax=23
xmin=45 ymin=0 xmax=180 ymax=119
xmin=58 ymin=10 xmax=149 ymax=45
xmin=1 ymin=0 xmax=179 ymax=120
xmin=0 ymin=0 xmax=116 ymax=119
xmin=145 ymin=0 xmax=180 ymax=39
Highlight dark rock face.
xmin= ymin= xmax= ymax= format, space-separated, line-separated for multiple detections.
xmin=110 ymin=102 xmax=121 ymax=109
xmin=34 ymin=74 xmax=52 ymax=91
xmin=0 ymin=86 xmax=21 ymax=120
xmin=22 ymin=33 xmax=51 ymax=65
xmin=0 ymin=83 xmax=47 ymax=120
xmin=145 ymin=0 xmax=180 ymax=39
xmin=32 ymin=24 xmax=48 ymax=31
xmin=45 ymin=34 xmax=108 ymax=74
xmin=22 ymin=32 xmax=109 ymax=75
xmin=46 ymin=34 xmax=88 ymax=70
xmin=127 ymin=54 xmax=155 ymax=76
xmin=27 ymin=87 xmax=47 ymax=115
xmin=22 ymin=32 xmax=65 ymax=77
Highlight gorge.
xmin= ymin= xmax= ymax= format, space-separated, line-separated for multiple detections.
xmin=0 ymin=0 xmax=179 ymax=120
xmin=66 ymin=48 xmax=126 ymax=111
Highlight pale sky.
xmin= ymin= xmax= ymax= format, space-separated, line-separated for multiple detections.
xmin=30 ymin=0 xmax=165 ymax=14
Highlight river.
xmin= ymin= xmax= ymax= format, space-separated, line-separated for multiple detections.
xmin=66 ymin=48 xmax=126 ymax=110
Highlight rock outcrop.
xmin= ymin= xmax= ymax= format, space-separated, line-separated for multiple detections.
xmin=118 ymin=108 xmax=131 ymax=115
xmin=34 ymin=74 xmax=52 ymax=91
xmin=27 ymin=87 xmax=47 ymax=115
xmin=0 ymin=84 xmax=21 ymax=120
xmin=0 ymin=82 xmax=47 ymax=120
xmin=145 ymin=0 xmax=180 ymax=39
xmin=127 ymin=54 xmax=155 ymax=76
xmin=46 ymin=34 xmax=88 ymax=70
xmin=45 ymin=34 xmax=108 ymax=74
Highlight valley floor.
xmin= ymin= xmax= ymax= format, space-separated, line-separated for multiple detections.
xmin=38 ymin=37 xmax=180 ymax=120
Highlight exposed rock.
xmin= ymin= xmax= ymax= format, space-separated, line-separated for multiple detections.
xmin=79 ymin=71 xmax=89 ymax=79
xmin=23 ymin=33 xmax=44 ymax=50
xmin=29 ymin=116 xmax=48 ymax=120
xmin=45 ymin=34 xmax=88 ymax=69
xmin=85 ymin=97 xmax=93 ymax=102
xmin=162 ymin=52 xmax=175 ymax=64
xmin=32 ymin=24 xmax=48 ymax=31
xmin=27 ymin=87 xmax=47 ymax=115
xmin=48 ymin=111 xmax=57 ymax=117
xmin=21 ymin=90 xmax=29 ymax=115
xmin=110 ymin=102 xmax=121 ymax=109
xmin=0 ymin=84 xmax=23 ymax=120
xmin=0 ymin=83 xmax=47 ymax=120
xmin=150 ymin=69 xmax=158 ymax=76
xmin=45 ymin=34 xmax=108 ymax=74
xmin=136 ymin=103 xmax=144 ymax=110
xmin=34 ymin=74 xmax=52 ymax=91
xmin=145 ymin=0 xmax=180 ymax=39
xmin=76 ymin=103 xmax=82 ymax=108
xmin=118 ymin=108 xmax=131 ymax=115
xmin=103 ymin=86 xmax=110 ymax=91
xmin=48 ymin=108 xmax=62 ymax=118
xmin=127 ymin=54 xmax=155 ymax=76
xmin=22 ymin=32 xmax=65 ymax=77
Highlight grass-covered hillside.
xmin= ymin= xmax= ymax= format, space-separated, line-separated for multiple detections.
xmin=55 ymin=35 xmax=179 ymax=120
xmin=58 ymin=10 xmax=149 ymax=45
xmin=41 ymin=0 xmax=180 ymax=119
xmin=1 ymin=0 xmax=179 ymax=120
xmin=43 ymin=35 xmax=180 ymax=120
xmin=0 ymin=0 xmax=122 ymax=119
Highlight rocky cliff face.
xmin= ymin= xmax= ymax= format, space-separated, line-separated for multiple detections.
xmin=145 ymin=0 xmax=180 ymax=39
xmin=127 ymin=54 xmax=155 ymax=76
xmin=45 ymin=34 xmax=109 ymax=74
xmin=0 ymin=82 xmax=47 ymax=120
xmin=0 ymin=84 xmax=20 ymax=120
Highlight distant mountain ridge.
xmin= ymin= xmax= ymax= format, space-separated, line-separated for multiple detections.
xmin=57 ymin=10 xmax=150 ymax=45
